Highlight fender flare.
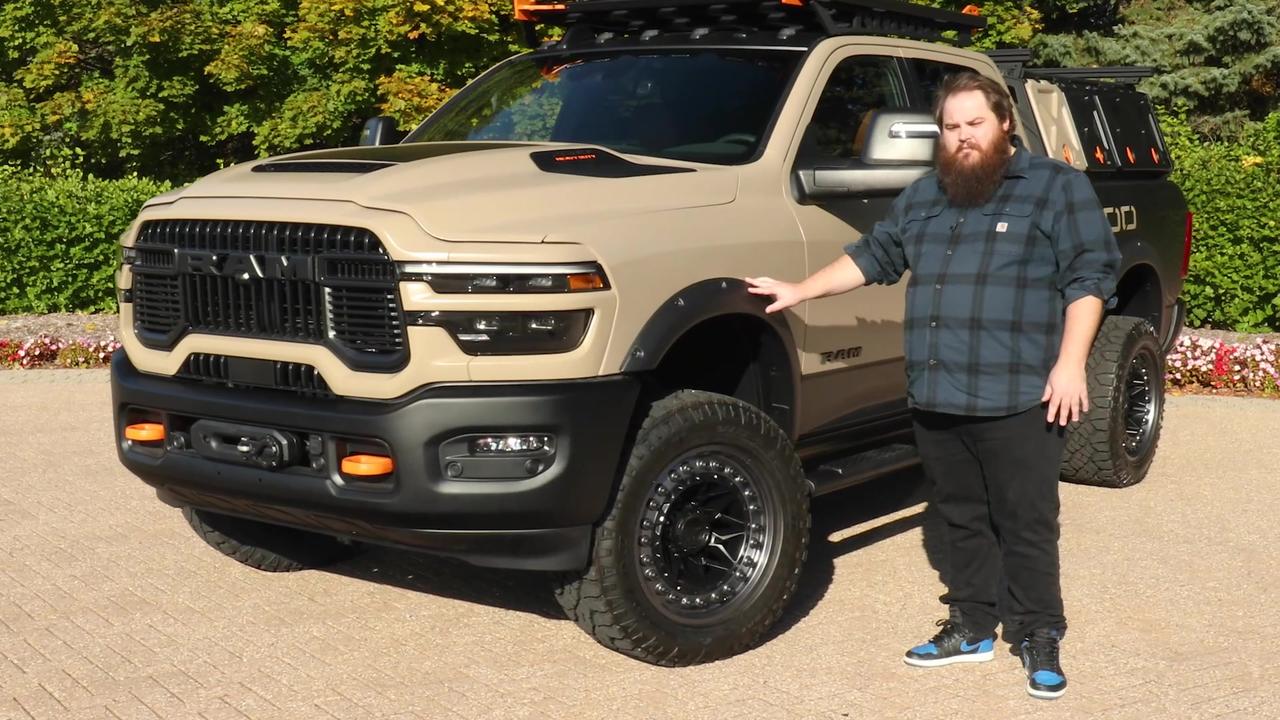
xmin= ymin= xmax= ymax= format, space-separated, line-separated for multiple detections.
xmin=620 ymin=277 xmax=800 ymax=437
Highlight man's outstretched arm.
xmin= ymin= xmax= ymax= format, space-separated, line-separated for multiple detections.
xmin=745 ymin=255 xmax=868 ymax=314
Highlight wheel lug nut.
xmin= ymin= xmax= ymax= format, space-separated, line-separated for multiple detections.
xmin=666 ymin=593 xmax=680 ymax=603
xmin=736 ymin=569 xmax=748 ymax=578
xmin=681 ymin=597 xmax=693 ymax=607
xmin=639 ymin=536 xmax=650 ymax=547
xmin=640 ymin=554 xmax=653 ymax=565
xmin=644 ymin=569 xmax=657 ymax=580
xmin=648 ymin=500 xmax=660 ymax=509
xmin=642 ymin=519 xmax=653 ymax=530
xmin=654 ymin=583 xmax=667 ymax=593
xmin=656 ymin=486 xmax=667 ymax=496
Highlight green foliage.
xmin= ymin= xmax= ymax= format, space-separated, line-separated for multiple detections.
xmin=0 ymin=0 xmax=522 ymax=182
xmin=1031 ymin=0 xmax=1280 ymax=140
xmin=1161 ymin=110 xmax=1280 ymax=331
xmin=923 ymin=1 xmax=1044 ymax=50
xmin=0 ymin=165 xmax=171 ymax=314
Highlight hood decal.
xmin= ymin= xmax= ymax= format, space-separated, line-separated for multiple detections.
xmin=530 ymin=148 xmax=696 ymax=178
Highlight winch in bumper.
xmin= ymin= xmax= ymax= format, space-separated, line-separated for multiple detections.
xmin=110 ymin=352 xmax=639 ymax=570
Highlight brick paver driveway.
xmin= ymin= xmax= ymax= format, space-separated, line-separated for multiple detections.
xmin=1 ymin=373 xmax=1277 ymax=720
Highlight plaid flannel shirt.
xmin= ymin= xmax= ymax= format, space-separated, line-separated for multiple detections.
xmin=845 ymin=139 xmax=1121 ymax=417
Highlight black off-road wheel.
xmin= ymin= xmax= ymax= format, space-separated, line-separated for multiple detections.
xmin=555 ymin=390 xmax=810 ymax=666
xmin=183 ymin=507 xmax=363 ymax=572
xmin=1061 ymin=316 xmax=1165 ymax=488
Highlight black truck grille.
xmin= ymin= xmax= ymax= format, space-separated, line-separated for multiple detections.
xmin=179 ymin=354 xmax=333 ymax=397
xmin=129 ymin=220 xmax=405 ymax=371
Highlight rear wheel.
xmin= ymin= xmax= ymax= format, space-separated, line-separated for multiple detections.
xmin=1061 ymin=316 xmax=1165 ymax=488
xmin=183 ymin=507 xmax=363 ymax=572
xmin=555 ymin=390 xmax=809 ymax=666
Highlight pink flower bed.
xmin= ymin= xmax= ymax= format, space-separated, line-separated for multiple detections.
xmin=1165 ymin=334 xmax=1279 ymax=395
xmin=0 ymin=332 xmax=1277 ymax=397
xmin=0 ymin=334 xmax=122 ymax=370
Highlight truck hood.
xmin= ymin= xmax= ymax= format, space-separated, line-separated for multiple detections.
xmin=158 ymin=142 xmax=739 ymax=243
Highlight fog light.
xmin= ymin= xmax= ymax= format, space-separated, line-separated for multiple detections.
xmin=125 ymin=422 xmax=165 ymax=443
xmin=341 ymin=454 xmax=395 ymax=477
xmin=470 ymin=435 xmax=553 ymax=455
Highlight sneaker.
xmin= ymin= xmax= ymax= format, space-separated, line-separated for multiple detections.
xmin=903 ymin=619 xmax=996 ymax=667
xmin=1020 ymin=628 xmax=1067 ymax=699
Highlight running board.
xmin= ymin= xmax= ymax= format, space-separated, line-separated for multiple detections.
xmin=806 ymin=443 xmax=921 ymax=496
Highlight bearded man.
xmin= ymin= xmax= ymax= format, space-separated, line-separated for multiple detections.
xmin=745 ymin=72 xmax=1120 ymax=700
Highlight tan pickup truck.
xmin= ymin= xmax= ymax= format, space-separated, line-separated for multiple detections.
xmin=111 ymin=0 xmax=1190 ymax=665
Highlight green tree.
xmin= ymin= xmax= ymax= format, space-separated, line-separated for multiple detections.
xmin=1031 ymin=0 xmax=1280 ymax=139
xmin=0 ymin=0 xmax=522 ymax=181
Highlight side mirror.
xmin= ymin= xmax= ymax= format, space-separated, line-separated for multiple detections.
xmin=862 ymin=111 xmax=939 ymax=165
xmin=795 ymin=110 xmax=938 ymax=199
xmin=358 ymin=117 xmax=406 ymax=146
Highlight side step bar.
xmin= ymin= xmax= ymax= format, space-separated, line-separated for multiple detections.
xmin=806 ymin=442 xmax=920 ymax=496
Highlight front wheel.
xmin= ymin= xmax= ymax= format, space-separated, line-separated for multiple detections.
xmin=1060 ymin=315 xmax=1165 ymax=488
xmin=183 ymin=507 xmax=364 ymax=572
xmin=555 ymin=390 xmax=810 ymax=666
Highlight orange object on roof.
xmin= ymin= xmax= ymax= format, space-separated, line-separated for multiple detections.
xmin=1125 ymin=146 xmax=1136 ymax=164
xmin=781 ymin=0 xmax=806 ymax=5
xmin=1063 ymin=144 xmax=1073 ymax=164
xmin=962 ymin=4 xmax=981 ymax=15
xmin=1151 ymin=147 xmax=1160 ymax=163
xmin=1094 ymin=146 xmax=1106 ymax=164
xmin=514 ymin=1 xmax=567 ymax=21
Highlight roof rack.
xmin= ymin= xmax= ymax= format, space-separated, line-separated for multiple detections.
xmin=515 ymin=0 xmax=987 ymax=50
xmin=987 ymin=49 xmax=1157 ymax=84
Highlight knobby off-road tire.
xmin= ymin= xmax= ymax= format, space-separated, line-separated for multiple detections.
xmin=183 ymin=506 xmax=363 ymax=572
xmin=1061 ymin=316 xmax=1165 ymax=488
xmin=555 ymin=390 xmax=810 ymax=666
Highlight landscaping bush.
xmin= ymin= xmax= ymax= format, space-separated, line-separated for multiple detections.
xmin=0 ymin=165 xmax=171 ymax=314
xmin=1161 ymin=110 xmax=1280 ymax=332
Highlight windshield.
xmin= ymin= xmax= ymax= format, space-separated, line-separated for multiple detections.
xmin=405 ymin=49 xmax=802 ymax=165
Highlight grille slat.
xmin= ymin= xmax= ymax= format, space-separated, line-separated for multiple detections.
xmin=180 ymin=353 xmax=333 ymax=397
xmin=131 ymin=220 xmax=404 ymax=370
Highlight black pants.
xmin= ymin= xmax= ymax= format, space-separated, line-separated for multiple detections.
xmin=912 ymin=405 xmax=1068 ymax=642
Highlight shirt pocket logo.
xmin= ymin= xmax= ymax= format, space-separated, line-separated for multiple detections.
xmin=980 ymin=205 xmax=1036 ymax=255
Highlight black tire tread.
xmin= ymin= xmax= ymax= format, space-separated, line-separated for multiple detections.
xmin=555 ymin=390 xmax=809 ymax=666
xmin=1060 ymin=316 xmax=1164 ymax=488
xmin=183 ymin=506 xmax=361 ymax=572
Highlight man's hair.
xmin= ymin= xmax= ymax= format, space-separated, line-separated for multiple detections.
xmin=932 ymin=72 xmax=1017 ymax=136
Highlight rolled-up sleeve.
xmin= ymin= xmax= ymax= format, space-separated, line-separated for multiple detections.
xmin=1051 ymin=170 xmax=1121 ymax=305
xmin=843 ymin=187 xmax=911 ymax=286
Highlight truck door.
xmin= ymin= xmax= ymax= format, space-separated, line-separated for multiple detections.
xmin=786 ymin=48 xmax=912 ymax=433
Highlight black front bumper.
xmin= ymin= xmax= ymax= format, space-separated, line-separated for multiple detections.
xmin=111 ymin=352 xmax=640 ymax=570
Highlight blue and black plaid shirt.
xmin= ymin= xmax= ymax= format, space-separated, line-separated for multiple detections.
xmin=846 ymin=140 xmax=1121 ymax=417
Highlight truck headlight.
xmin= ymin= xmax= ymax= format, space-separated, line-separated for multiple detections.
xmin=406 ymin=310 xmax=592 ymax=355
xmin=398 ymin=262 xmax=608 ymax=293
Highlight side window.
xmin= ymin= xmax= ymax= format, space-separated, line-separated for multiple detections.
xmin=797 ymin=55 xmax=905 ymax=165
xmin=912 ymin=59 xmax=982 ymax=109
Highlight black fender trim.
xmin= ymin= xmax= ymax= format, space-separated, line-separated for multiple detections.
xmin=621 ymin=278 xmax=800 ymax=437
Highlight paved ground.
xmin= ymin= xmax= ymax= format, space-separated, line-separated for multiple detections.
xmin=1 ymin=373 xmax=1277 ymax=720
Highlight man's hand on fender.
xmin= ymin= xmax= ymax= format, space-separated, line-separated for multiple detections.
xmin=745 ymin=276 xmax=806 ymax=314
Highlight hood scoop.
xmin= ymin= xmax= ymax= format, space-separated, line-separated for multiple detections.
xmin=252 ymin=160 xmax=398 ymax=174
xmin=530 ymin=148 xmax=696 ymax=178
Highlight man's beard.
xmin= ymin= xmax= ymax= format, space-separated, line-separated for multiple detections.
xmin=936 ymin=133 xmax=1012 ymax=208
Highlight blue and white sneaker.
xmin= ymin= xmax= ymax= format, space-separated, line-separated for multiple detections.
xmin=1020 ymin=628 xmax=1067 ymax=699
xmin=903 ymin=619 xmax=996 ymax=667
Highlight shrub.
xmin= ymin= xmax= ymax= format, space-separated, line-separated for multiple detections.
xmin=1161 ymin=110 xmax=1280 ymax=332
xmin=0 ymin=165 xmax=171 ymax=314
